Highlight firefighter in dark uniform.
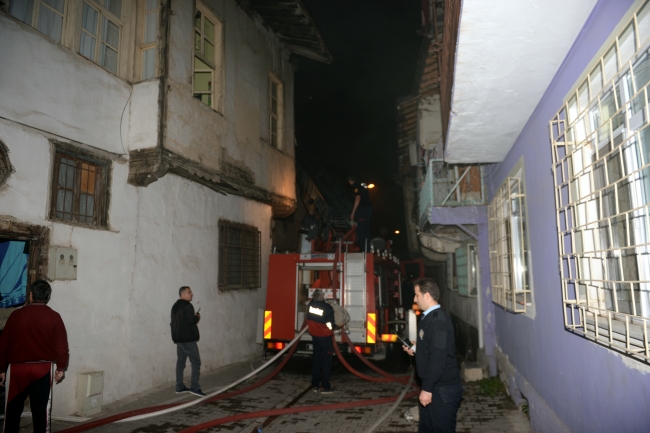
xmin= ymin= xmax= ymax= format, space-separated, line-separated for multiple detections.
xmin=307 ymin=289 xmax=335 ymax=393
xmin=403 ymin=278 xmax=462 ymax=433
xmin=348 ymin=175 xmax=373 ymax=252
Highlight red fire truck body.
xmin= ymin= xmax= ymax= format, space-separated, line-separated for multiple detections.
xmin=262 ymin=249 xmax=405 ymax=357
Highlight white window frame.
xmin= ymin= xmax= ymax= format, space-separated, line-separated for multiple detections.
xmin=193 ymin=2 xmax=223 ymax=111
xmin=7 ymin=0 xmax=69 ymax=43
xmin=488 ymin=167 xmax=532 ymax=313
xmin=550 ymin=0 xmax=650 ymax=363
xmin=79 ymin=0 xmax=124 ymax=75
xmin=138 ymin=0 xmax=159 ymax=80
xmin=269 ymin=72 xmax=284 ymax=149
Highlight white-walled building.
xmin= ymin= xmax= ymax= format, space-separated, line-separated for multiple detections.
xmin=0 ymin=0 xmax=330 ymax=416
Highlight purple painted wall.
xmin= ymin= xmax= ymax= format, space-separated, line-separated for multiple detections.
xmin=484 ymin=1 xmax=650 ymax=432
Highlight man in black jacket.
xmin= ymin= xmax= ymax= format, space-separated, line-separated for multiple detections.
xmin=403 ymin=278 xmax=462 ymax=433
xmin=171 ymin=286 xmax=204 ymax=396
xmin=307 ymin=290 xmax=335 ymax=393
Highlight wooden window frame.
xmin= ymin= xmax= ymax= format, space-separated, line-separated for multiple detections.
xmin=49 ymin=145 xmax=110 ymax=228
xmin=218 ymin=220 xmax=261 ymax=291
xmin=268 ymin=72 xmax=284 ymax=149
xmin=79 ymin=0 xmax=124 ymax=75
xmin=193 ymin=2 xmax=223 ymax=111
xmin=6 ymin=0 xmax=69 ymax=44
xmin=138 ymin=0 xmax=159 ymax=81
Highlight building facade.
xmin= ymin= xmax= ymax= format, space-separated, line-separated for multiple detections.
xmin=0 ymin=0 xmax=329 ymax=416
xmin=406 ymin=0 xmax=650 ymax=431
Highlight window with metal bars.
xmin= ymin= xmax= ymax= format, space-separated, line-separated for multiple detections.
xmin=218 ymin=221 xmax=260 ymax=290
xmin=550 ymin=0 xmax=650 ymax=363
xmin=50 ymin=149 xmax=109 ymax=227
xmin=488 ymin=171 xmax=531 ymax=313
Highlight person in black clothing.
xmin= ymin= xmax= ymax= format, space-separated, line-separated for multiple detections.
xmin=307 ymin=290 xmax=335 ymax=393
xmin=171 ymin=286 xmax=204 ymax=396
xmin=348 ymin=175 xmax=373 ymax=252
xmin=403 ymin=278 xmax=462 ymax=433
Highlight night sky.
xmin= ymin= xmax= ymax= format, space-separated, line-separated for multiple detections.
xmin=294 ymin=0 xmax=422 ymax=256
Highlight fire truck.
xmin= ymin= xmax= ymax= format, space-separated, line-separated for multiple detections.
xmin=261 ymin=228 xmax=423 ymax=358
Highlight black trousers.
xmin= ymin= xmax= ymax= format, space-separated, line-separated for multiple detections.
xmin=419 ymin=383 xmax=463 ymax=433
xmin=4 ymin=363 xmax=53 ymax=433
xmin=311 ymin=336 xmax=333 ymax=390
xmin=355 ymin=206 xmax=373 ymax=252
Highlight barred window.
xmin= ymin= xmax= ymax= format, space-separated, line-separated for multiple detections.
xmin=218 ymin=221 xmax=260 ymax=290
xmin=550 ymin=0 xmax=650 ymax=363
xmin=488 ymin=172 xmax=531 ymax=313
xmin=50 ymin=148 xmax=109 ymax=227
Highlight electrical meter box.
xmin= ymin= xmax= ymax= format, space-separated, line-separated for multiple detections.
xmin=76 ymin=371 xmax=104 ymax=416
xmin=47 ymin=247 xmax=78 ymax=280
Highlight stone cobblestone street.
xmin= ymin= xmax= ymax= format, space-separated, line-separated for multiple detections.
xmin=37 ymin=354 xmax=532 ymax=433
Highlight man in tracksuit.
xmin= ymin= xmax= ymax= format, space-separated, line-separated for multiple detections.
xmin=307 ymin=290 xmax=335 ymax=394
xmin=171 ymin=286 xmax=204 ymax=397
xmin=403 ymin=278 xmax=462 ymax=433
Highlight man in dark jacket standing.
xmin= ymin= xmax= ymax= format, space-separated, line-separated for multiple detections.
xmin=307 ymin=290 xmax=335 ymax=394
xmin=403 ymin=278 xmax=462 ymax=433
xmin=171 ymin=286 xmax=204 ymax=396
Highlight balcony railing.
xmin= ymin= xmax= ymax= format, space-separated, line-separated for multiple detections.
xmin=419 ymin=159 xmax=485 ymax=226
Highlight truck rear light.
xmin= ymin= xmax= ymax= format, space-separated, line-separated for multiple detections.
xmin=364 ymin=347 xmax=372 ymax=354
xmin=354 ymin=346 xmax=362 ymax=353
xmin=266 ymin=342 xmax=274 ymax=349
xmin=380 ymin=334 xmax=398 ymax=343
xmin=275 ymin=342 xmax=284 ymax=350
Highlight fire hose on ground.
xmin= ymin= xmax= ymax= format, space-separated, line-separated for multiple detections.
xmin=57 ymin=328 xmax=419 ymax=433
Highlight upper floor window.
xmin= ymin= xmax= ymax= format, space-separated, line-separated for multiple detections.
xmin=550 ymin=0 xmax=650 ymax=364
xmin=79 ymin=0 xmax=123 ymax=74
xmin=140 ymin=0 xmax=158 ymax=80
xmin=269 ymin=73 xmax=284 ymax=148
xmin=193 ymin=3 xmax=222 ymax=110
xmin=218 ymin=221 xmax=260 ymax=291
xmin=9 ymin=0 xmax=67 ymax=43
xmin=50 ymin=147 xmax=110 ymax=227
xmin=488 ymin=168 xmax=531 ymax=313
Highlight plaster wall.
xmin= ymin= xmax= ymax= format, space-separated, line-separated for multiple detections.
xmin=0 ymin=14 xmax=132 ymax=156
xmin=485 ymin=1 xmax=650 ymax=431
xmin=418 ymin=94 xmax=442 ymax=150
xmin=0 ymin=119 xmax=272 ymax=415
xmin=164 ymin=0 xmax=296 ymax=199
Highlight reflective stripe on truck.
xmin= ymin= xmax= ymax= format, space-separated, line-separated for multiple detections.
xmin=264 ymin=310 xmax=272 ymax=339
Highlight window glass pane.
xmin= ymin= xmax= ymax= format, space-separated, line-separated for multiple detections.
xmin=603 ymin=46 xmax=618 ymax=84
xmin=194 ymin=31 xmax=201 ymax=52
xmin=619 ymin=23 xmax=636 ymax=67
xmin=204 ymin=40 xmax=214 ymax=64
xmin=80 ymin=164 xmax=96 ymax=194
xmin=82 ymin=3 xmax=98 ymax=34
xmin=578 ymin=80 xmax=589 ymax=112
xmin=195 ymin=10 xmax=201 ymax=29
xmin=144 ymin=11 xmax=157 ymax=44
xmin=80 ymin=32 xmax=96 ymax=59
xmin=271 ymin=81 xmax=277 ymax=98
xmin=100 ymin=44 xmax=118 ymax=73
xmin=37 ymin=5 xmax=63 ymax=42
xmin=590 ymin=64 xmax=603 ymax=96
xmin=194 ymin=72 xmax=212 ymax=91
xmin=567 ymin=96 xmax=578 ymax=124
xmin=102 ymin=17 xmax=119 ymax=48
xmin=600 ymin=89 xmax=617 ymax=122
xmin=195 ymin=94 xmax=211 ymax=106
xmin=104 ymin=0 xmax=122 ymax=17
xmin=9 ymin=0 xmax=34 ymax=24
xmin=633 ymin=51 xmax=650 ymax=92
xmin=42 ymin=0 xmax=65 ymax=13
xmin=142 ymin=48 xmax=155 ymax=79
xmin=638 ymin=1 xmax=650 ymax=45
xmin=194 ymin=56 xmax=210 ymax=70
xmin=146 ymin=0 xmax=157 ymax=12
xmin=204 ymin=18 xmax=214 ymax=42
xmin=271 ymin=97 xmax=277 ymax=114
